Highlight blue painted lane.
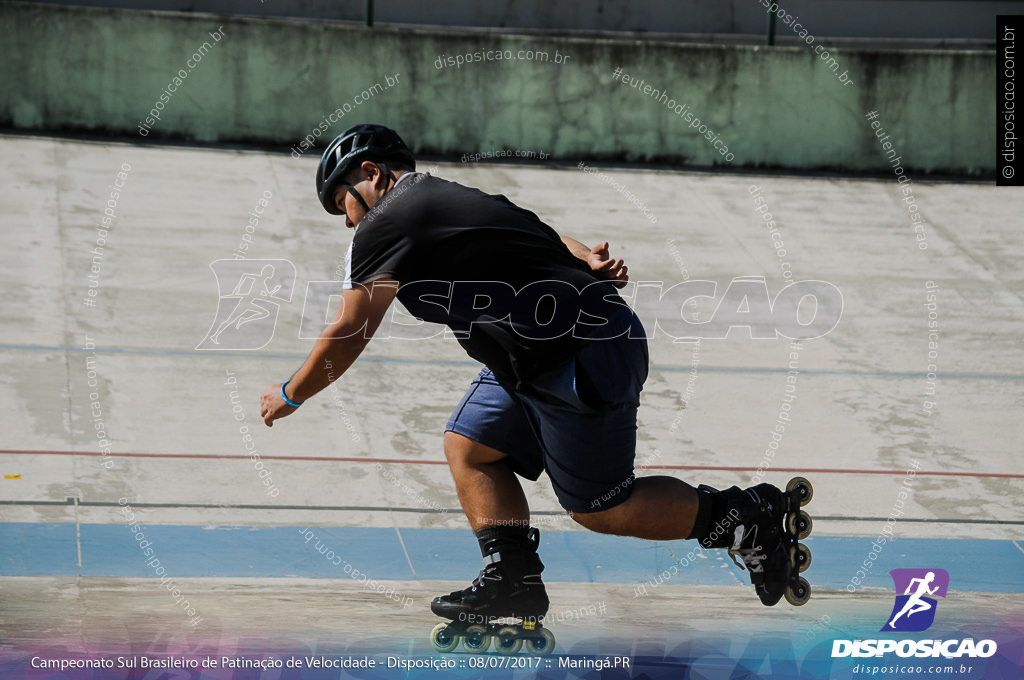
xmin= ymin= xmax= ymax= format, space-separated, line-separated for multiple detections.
xmin=0 ymin=523 xmax=78 ymax=576
xmin=73 ymin=524 xmax=417 ymax=579
xmin=2 ymin=523 xmax=1023 ymax=593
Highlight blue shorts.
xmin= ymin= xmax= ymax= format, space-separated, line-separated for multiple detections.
xmin=445 ymin=313 xmax=649 ymax=514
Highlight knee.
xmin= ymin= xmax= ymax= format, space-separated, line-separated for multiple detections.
xmin=443 ymin=431 xmax=506 ymax=469
xmin=443 ymin=431 xmax=464 ymax=465
xmin=443 ymin=432 xmax=476 ymax=472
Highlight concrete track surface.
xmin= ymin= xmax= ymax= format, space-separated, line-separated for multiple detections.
xmin=1 ymin=134 xmax=1022 ymax=678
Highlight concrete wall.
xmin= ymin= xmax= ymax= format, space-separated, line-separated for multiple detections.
xmin=0 ymin=2 xmax=995 ymax=174
xmin=23 ymin=0 xmax=1024 ymax=40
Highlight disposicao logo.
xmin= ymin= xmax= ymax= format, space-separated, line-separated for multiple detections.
xmin=832 ymin=568 xmax=997 ymax=659
xmin=881 ymin=568 xmax=948 ymax=632
xmin=197 ymin=259 xmax=296 ymax=350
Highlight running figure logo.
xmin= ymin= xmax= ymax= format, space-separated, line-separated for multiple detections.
xmin=881 ymin=568 xmax=950 ymax=632
xmin=196 ymin=259 xmax=296 ymax=350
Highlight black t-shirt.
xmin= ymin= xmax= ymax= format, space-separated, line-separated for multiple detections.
xmin=343 ymin=173 xmax=630 ymax=388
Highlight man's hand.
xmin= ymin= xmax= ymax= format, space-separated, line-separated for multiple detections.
xmin=260 ymin=383 xmax=298 ymax=427
xmin=586 ymin=241 xmax=629 ymax=288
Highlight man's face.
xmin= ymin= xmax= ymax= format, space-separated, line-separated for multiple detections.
xmin=333 ymin=161 xmax=386 ymax=228
xmin=334 ymin=181 xmax=368 ymax=229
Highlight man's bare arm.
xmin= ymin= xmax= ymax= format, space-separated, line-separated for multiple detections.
xmin=560 ymin=235 xmax=592 ymax=260
xmin=259 ymin=279 xmax=398 ymax=426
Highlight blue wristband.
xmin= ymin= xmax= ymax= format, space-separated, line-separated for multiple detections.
xmin=281 ymin=381 xmax=304 ymax=408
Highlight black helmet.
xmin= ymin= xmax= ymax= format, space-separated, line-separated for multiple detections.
xmin=316 ymin=124 xmax=416 ymax=215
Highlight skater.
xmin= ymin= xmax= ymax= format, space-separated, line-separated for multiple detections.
xmin=259 ymin=124 xmax=812 ymax=653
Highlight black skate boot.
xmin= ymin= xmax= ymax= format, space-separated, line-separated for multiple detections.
xmin=429 ymin=528 xmax=555 ymax=655
xmin=697 ymin=478 xmax=813 ymax=607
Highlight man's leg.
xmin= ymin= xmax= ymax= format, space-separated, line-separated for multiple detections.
xmin=517 ymin=308 xmax=805 ymax=606
xmin=574 ymin=474 xmax=809 ymax=607
xmin=431 ymin=372 xmax=550 ymax=624
xmin=570 ymin=476 xmax=701 ymax=540
xmin=443 ymin=431 xmax=530 ymax=530
xmin=444 ymin=429 xmax=702 ymax=542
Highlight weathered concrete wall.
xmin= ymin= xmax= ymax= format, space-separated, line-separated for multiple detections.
xmin=0 ymin=2 xmax=994 ymax=174
xmin=24 ymin=0 xmax=1024 ymax=40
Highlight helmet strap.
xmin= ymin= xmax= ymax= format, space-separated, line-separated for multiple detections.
xmin=345 ymin=185 xmax=372 ymax=215
xmin=346 ymin=162 xmax=398 ymax=217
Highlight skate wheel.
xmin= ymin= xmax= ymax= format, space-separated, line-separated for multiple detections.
xmin=786 ymin=477 xmax=813 ymax=506
xmin=791 ymin=543 xmax=812 ymax=573
xmin=430 ymin=622 xmax=459 ymax=653
xmin=525 ymin=628 xmax=556 ymax=656
xmin=785 ymin=576 xmax=811 ymax=606
xmin=462 ymin=624 xmax=491 ymax=653
xmin=787 ymin=510 xmax=813 ymax=540
xmin=495 ymin=626 xmax=523 ymax=655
